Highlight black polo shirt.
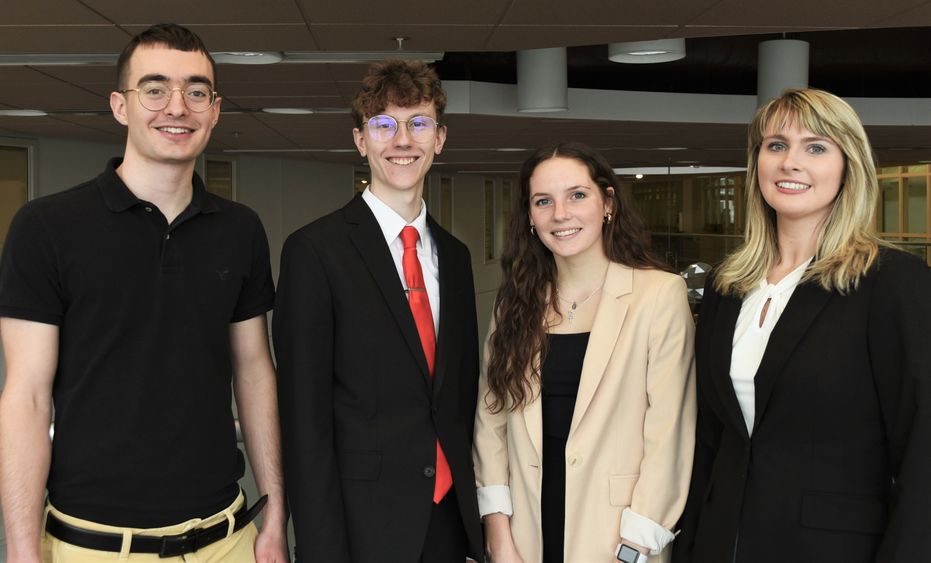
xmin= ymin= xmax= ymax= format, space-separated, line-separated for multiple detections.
xmin=0 ymin=158 xmax=275 ymax=527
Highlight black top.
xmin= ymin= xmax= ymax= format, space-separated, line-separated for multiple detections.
xmin=542 ymin=332 xmax=590 ymax=439
xmin=541 ymin=331 xmax=589 ymax=563
xmin=0 ymin=158 xmax=275 ymax=527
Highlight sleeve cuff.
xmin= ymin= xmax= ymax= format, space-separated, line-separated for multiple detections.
xmin=476 ymin=485 xmax=513 ymax=517
xmin=619 ymin=507 xmax=676 ymax=555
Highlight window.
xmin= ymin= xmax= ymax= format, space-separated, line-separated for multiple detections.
xmin=0 ymin=144 xmax=31 ymax=249
xmin=354 ymin=168 xmax=369 ymax=194
xmin=484 ymin=179 xmax=495 ymax=261
xmin=497 ymin=180 xmax=513 ymax=259
xmin=877 ymin=165 xmax=930 ymax=263
xmin=204 ymin=158 xmax=235 ymax=200
xmin=438 ymin=176 xmax=453 ymax=230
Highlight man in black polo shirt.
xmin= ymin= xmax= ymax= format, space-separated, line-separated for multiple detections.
xmin=0 ymin=24 xmax=288 ymax=563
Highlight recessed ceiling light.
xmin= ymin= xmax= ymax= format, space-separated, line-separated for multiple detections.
xmin=212 ymin=52 xmax=283 ymax=65
xmin=261 ymin=108 xmax=315 ymax=115
xmin=0 ymin=109 xmax=48 ymax=116
xmin=608 ymin=39 xmax=685 ymax=64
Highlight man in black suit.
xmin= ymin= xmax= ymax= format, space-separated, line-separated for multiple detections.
xmin=274 ymin=60 xmax=483 ymax=563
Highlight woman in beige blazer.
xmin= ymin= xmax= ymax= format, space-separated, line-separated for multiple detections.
xmin=474 ymin=141 xmax=696 ymax=563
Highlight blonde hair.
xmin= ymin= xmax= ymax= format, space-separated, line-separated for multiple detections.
xmin=715 ymin=88 xmax=887 ymax=296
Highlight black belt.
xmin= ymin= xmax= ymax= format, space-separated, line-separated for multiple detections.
xmin=45 ymin=494 xmax=267 ymax=558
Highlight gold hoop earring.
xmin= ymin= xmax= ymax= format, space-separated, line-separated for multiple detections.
xmin=604 ymin=212 xmax=612 ymax=224
xmin=530 ymin=224 xmax=536 ymax=236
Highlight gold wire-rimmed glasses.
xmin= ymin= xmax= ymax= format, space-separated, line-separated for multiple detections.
xmin=119 ymin=81 xmax=218 ymax=113
xmin=364 ymin=114 xmax=440 ymax=142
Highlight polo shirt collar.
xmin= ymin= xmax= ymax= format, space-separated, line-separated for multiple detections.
xmin=98 ymin=157 xmax=219 ymax=215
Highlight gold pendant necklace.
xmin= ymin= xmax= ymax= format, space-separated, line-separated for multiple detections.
xmin=556 ymin=284 xmax=601 ymax=324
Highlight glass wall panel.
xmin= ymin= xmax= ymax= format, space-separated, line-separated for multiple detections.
xmin=439 ymin=176 xmax=452 ymax=230
xmin=904 ymin=176 xmax=927 ymax=233
xmin=204 ymin=159 xmax=234 ymax=200
xmin=880 ymin=178 xmax=900 ymax=233
xmin=0 ymin=146 xmax=29 ymax=249
xmin=484 ymin=179 xmax=495 ymax=261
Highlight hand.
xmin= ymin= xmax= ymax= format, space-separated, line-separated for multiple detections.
xmin=483 ymin=512 xmax=524 ymax=563
xmin=486 ymin=543 xmax=525 ymax=563
xmin=253 ymin=525 xmax=290 ymax=563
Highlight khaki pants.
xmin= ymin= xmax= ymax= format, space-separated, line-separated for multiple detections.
xmin=42 ymin=491 xmax=258 ymax=562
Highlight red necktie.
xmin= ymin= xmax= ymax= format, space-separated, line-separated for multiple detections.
xmin=400 ymin=226 xmax=452 ymax=503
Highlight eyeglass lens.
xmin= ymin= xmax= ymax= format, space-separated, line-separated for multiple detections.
xmin=136 ymin=82 xmax=215 ymax=112
xmin=366 ymin=115 xmax=438 ymax=141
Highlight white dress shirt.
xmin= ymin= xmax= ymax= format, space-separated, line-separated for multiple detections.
xmin=361 ymin=188 xmax=440 ymax=335
xmin=730 ymin=258 xmax=812 ymax=435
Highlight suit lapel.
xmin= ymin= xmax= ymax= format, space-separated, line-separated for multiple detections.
xmin=752 ymin=282 xmax=832 ymax=429
xmin=522 ymin=378 xmax=543 ymax=463
xmin=344 ymin=195 xmax=431 ymax=382
xmin=429 ymin=216 xmax=453 ymax=398
xmin=568 ymin=263 xmax=630 ymax=436
xmin=707 ymin=291 xmax=751 ymax=441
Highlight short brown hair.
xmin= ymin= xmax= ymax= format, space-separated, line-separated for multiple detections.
xmin=117 ymin=23 xmax=216 ymax=90
xmin=350 ymin=60 xmax=446 ymax=128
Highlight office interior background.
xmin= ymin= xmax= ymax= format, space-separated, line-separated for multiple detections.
xmin=1 ymin=0 xmax=931 ymax=556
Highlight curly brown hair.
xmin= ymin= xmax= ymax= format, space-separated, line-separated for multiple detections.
xmin=486 ymin=141 xmax=670 ymax=413
xmin=350 ymin=60 xmax=447 ymax=128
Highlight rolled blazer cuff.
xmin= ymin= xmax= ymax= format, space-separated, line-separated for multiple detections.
xmin=477 ymin=485 xmax=513 ymax=517
xmin=620 ymin=507 xmax=676 ymax=555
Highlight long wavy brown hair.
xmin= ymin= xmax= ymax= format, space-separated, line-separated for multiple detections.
xmin=486 ymin=141 xmax=669 ymax=413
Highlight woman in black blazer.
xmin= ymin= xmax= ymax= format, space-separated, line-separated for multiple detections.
xmin=673 ymin=88 xmax=931 ymax=563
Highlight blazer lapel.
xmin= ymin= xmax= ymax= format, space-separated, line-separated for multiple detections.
xmin=429 ymin=216 xmax=453 ymax=398
xmin=707 ymin=290 xmax=751 ymax=441
xmin=344 ymin=195 xmax=431 ymax=382
xmin=522 ymin=378 xmax=544 ymax=464
xmin=752 ymin=282 xmax=832 ymax=429
xmin=568 ymin=263 xmax=630 ymax=436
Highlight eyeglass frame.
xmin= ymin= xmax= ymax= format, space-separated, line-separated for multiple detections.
xmin=118 ymin=82 xmax=219 ymax=113
xmin=362 ymin=114 xmax=443 ymax=142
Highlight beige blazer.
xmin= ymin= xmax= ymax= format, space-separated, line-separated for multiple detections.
xmin=474 ymin=263 xmax=696 ymax=563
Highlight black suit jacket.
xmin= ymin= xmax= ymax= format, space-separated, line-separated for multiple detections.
xmin=274 ymin=194 xmax=483 ymax=562
xmin=674 ymin=249 xmax=931 ymax=563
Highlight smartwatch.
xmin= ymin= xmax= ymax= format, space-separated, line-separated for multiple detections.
xmin=616 ymin=543 xmax=649 ymax=563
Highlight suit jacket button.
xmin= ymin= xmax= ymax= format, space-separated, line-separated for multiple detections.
xmin=423 ymin=466 xmax=436 ymax=477
xmin=567 ymin=455 xmax=582 ymax=467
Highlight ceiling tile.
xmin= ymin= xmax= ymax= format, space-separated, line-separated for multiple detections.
xmin=2 ymin=0 xmax=111 ymax=24
xmin=501 ymin=0 xmax=716 ymax=25
xmin=484 ymin=25 xmax=678 ymax=50
xmin=0 ymin=26 xmax=130 ymax=53
xmin=689 ymin=0 xmax=928 ymax=27
xmin=80 ymin=0 xmax=307 ymax=25
xmin=120 ymin=24 xmax=317 ymax=51
xmin=299 ymin=0 xmax=507 ymax=24
xmin=309 ymin=24 xmax=494 ymax=51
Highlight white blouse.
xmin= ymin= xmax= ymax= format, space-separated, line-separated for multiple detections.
xmin=730 ymin=258 xmax=812 ymax=435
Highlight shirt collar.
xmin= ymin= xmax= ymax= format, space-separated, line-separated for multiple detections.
xmin=98 ymin=157 xmax=219 ymax=215
xmin=758 ymin=256 xmax=813 ymax=293
xmin=361 ymin=187 xmax=430 ymax=251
